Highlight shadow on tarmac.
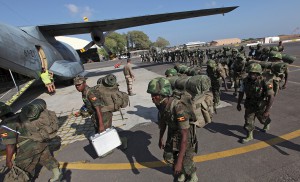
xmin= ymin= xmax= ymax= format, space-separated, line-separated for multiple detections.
xmin=127 ymin=105 xmax=159 ymax=124
xmin=81 ymin=129 xmax=172 ymax=175
xmin=205 ymin=121 xmax=300 ymax=155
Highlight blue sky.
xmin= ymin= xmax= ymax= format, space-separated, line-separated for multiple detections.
xmin=0 ymin=0 xmax=299 ymax=46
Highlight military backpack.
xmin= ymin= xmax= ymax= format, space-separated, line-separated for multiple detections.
xmin=168 ymin=75 xmax=214 ymax=127
xmin=20 ymin=99 xmax=59 ymax=142
xmin=90 ymin=74 xmax=129 ymax=112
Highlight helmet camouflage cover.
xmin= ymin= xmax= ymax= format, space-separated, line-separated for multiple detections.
xmin=248 ymin=63 xmax=262 ymax=74
xmin=147 ymin=77 xmax=173 ymax=96
xmin=0 ymin=102 xmax=12 ymax=118
xmin=165 ymin=68 xmax=178 ymax=77
xmin=207 ymin=59 xmax=217 ymax=68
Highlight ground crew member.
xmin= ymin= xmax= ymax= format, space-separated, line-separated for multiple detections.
xmin=41 ymin=67 xmax=56 ymax=94
xmin=147 ymin=77 xmax=198 ymax=182
xmin=74 ymin=76 xmax=127 ymax=149
xmin=123 ymin=59 xmax=136 ymax=96
xmin=237 ymin=63 xmax=275 ymax=143
xmin=206 ymin=60 xmax=228 ymax=107
xmin=0 ymin=102 xmax=62 ymax=182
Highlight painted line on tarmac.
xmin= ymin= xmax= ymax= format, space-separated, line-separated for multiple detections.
xmin=60 ymin=129 xmax=300 ymax=170
xmin=288 ymin=81 xmax=300 ymax=85
xmin=289 ymin=65 xmax=300 ymax=68
xmin=289 ymin=68 xmax=300 ymax=73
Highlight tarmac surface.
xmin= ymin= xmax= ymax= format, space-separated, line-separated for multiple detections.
xmin=0 ymin=42 xmax=300 ymax=182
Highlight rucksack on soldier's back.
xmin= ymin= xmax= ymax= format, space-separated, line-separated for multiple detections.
xmin=91 ymin=74 xmax=129 ymax=112
xmin=19 ymin=99 xmax=59 ymax=142
xmin=170 ymin=75 xmax=214 ymax=128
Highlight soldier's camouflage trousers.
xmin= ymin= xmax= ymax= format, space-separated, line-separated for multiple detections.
xmin=244 ymin=102 xmax=271 ymax=132
xmin=211 ymin=79 xmax=221 ymax=106
xmin=91 ymin=111 xmax=113 ymax=132
xmin=163 ymin=129 xmax=197 ymax=175
xmin=125 ymin=76 xmax=133 ymax=94
xmin=14 ymin=141 xmax=59 ymax=178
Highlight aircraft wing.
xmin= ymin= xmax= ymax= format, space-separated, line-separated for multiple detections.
xmin=38 ymin=6 xmax=238 ymax=36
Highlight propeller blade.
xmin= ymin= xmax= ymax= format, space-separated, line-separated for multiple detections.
xmin=80 ymin=41 xmax=95 ymax=53
xmin=102 ymin=45 xmax=116 ymax=60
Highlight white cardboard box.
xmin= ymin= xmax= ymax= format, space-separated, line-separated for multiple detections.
xmin=89 ymin=127 xmax=121 ymax=157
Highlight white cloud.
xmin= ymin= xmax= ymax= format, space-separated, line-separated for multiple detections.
xmin=65 ymin=4 xmax=79 ymax=14
xmin=81 ymin=6 xmax=93 ymax=18
xmin=206 ymin=1 xmax=217 ymax=7
xmin=65 ymin=4 xmax=94 ymax=19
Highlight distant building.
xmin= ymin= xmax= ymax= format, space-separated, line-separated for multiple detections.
xmin=210 ymin=38 xmax=241 ymax=46
xmin=264 ymin=36 xmax=280 ymax=44
xmin=185 ymin=41 xmax=206 ymax=49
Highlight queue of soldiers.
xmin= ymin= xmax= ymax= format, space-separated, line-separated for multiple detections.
xmin=0 ymin=41 xmax=295 ymax=182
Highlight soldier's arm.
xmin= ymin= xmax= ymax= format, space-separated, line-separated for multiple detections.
xmin=159 ymin=117 xmax=166 ymax=150
xmin=264 ymin=82 xmax=275 ymax=116
xmin=129 ymin=66 xmax=135 ymax=79
xmin=174 ymin=103 xmax=190 ymax=174
xmin=282 ymin=69 xmax=288 ymax=89
xmin=6 ymin=144 xmax=15 ymax=169
xmin=237 ymin=80 xmax=245 ymax=111
xmin=88 ymin=93 xmax=105 ymax=133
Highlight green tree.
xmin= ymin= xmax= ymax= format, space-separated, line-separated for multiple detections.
xmin=153 ymin=37 xmax=170 ymax=48
xmin=127 ymin=31 xmax=151 ymax=50
xmin=106 ymin=32 xmax=127 ymax=54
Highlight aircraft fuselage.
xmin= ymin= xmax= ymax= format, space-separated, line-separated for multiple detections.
xmin=0 ymin=22 xmax=83 ymax=80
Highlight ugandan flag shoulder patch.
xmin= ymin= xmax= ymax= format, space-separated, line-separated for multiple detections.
xmin=1 ymin=133 xmax=8 ymax=137
xmin=91 ymin=97 xmax=97 ymax=101
xmin=177 ymin=116 xmax=186 ymax=122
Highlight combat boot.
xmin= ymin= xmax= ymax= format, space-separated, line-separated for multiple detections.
xmin=242 ymin=131 xmax=253 ymax=144
xmin=187 ymin=171 xmax=198 ymax=182
xmin=262 ymin=123 xmax=270 ymax=132
xmin=177 ymin=173 xmax=186 ymax=182
xmin=49 ymin=168 xmax=63 ymax=182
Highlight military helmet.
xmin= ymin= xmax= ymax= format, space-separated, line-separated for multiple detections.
xmin=177 ymin=65 xmax=189 ymax=74
xmin=207 ymin=60 xmax=217 ymax=68
xmin=270 ymin=52 xmax=282 ymax=60
xmin=257 ymin=43 xmax=262 ymax=47
xmin=147 ymin=77 xmax=173 ymax=96
xmin=103 ymin=74 xmax=117 ymax=87
xmin=262 ymin=47 xmax=270 ymax=53
xmin=20 ymin=104 xmax=41 ymax=122
xmin=270 ymin=46 xmax=279 ymax=52
xmin=248 ymin=63 xmax=262 ymax=74
xmin=0 ymin=102 xmax=12 ymax=118
xmin=232 ymin=48 xmax=238 ymax=53
xmin=236 ymin=54 xmax=246 ymax=61
xmin=165 ymin=68 xmax=178 ymax=77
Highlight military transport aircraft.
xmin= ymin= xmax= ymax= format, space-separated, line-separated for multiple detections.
xmin=0 ymin=6 xmax=237 ymax=105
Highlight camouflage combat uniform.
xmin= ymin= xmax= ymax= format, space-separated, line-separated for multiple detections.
xmin=206 ymin=60 xmax=223 ymax=106
xmin=160 ymin=98 xmax=197 ymax=176
xmin=239 ymin=76 xmax=274 ymax=132
xmin=82 ymin=86 xmax=113 ymax=132
xmin=0 ymin=114 xmax=59 ymax=179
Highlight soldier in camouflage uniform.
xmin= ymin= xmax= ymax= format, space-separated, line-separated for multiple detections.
xmin=237 ymin=63 xmax=275 ymax=143
xmin=206 ymin=60 xmax=228 ymax=107
xmin=232 ymin=54 xmax=247 ymax=96
xmin=0 ymin=102 xmax=62 ymax=182
xmin=74 ymin=76 xmax=112 ymax=133
xmin=277 ymin=41 xmax=284 ymax=52
xmin=74 ymin=76 xmax=127 ymax=149
xmin=147 ymin=77 xmax=198 ymax=182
